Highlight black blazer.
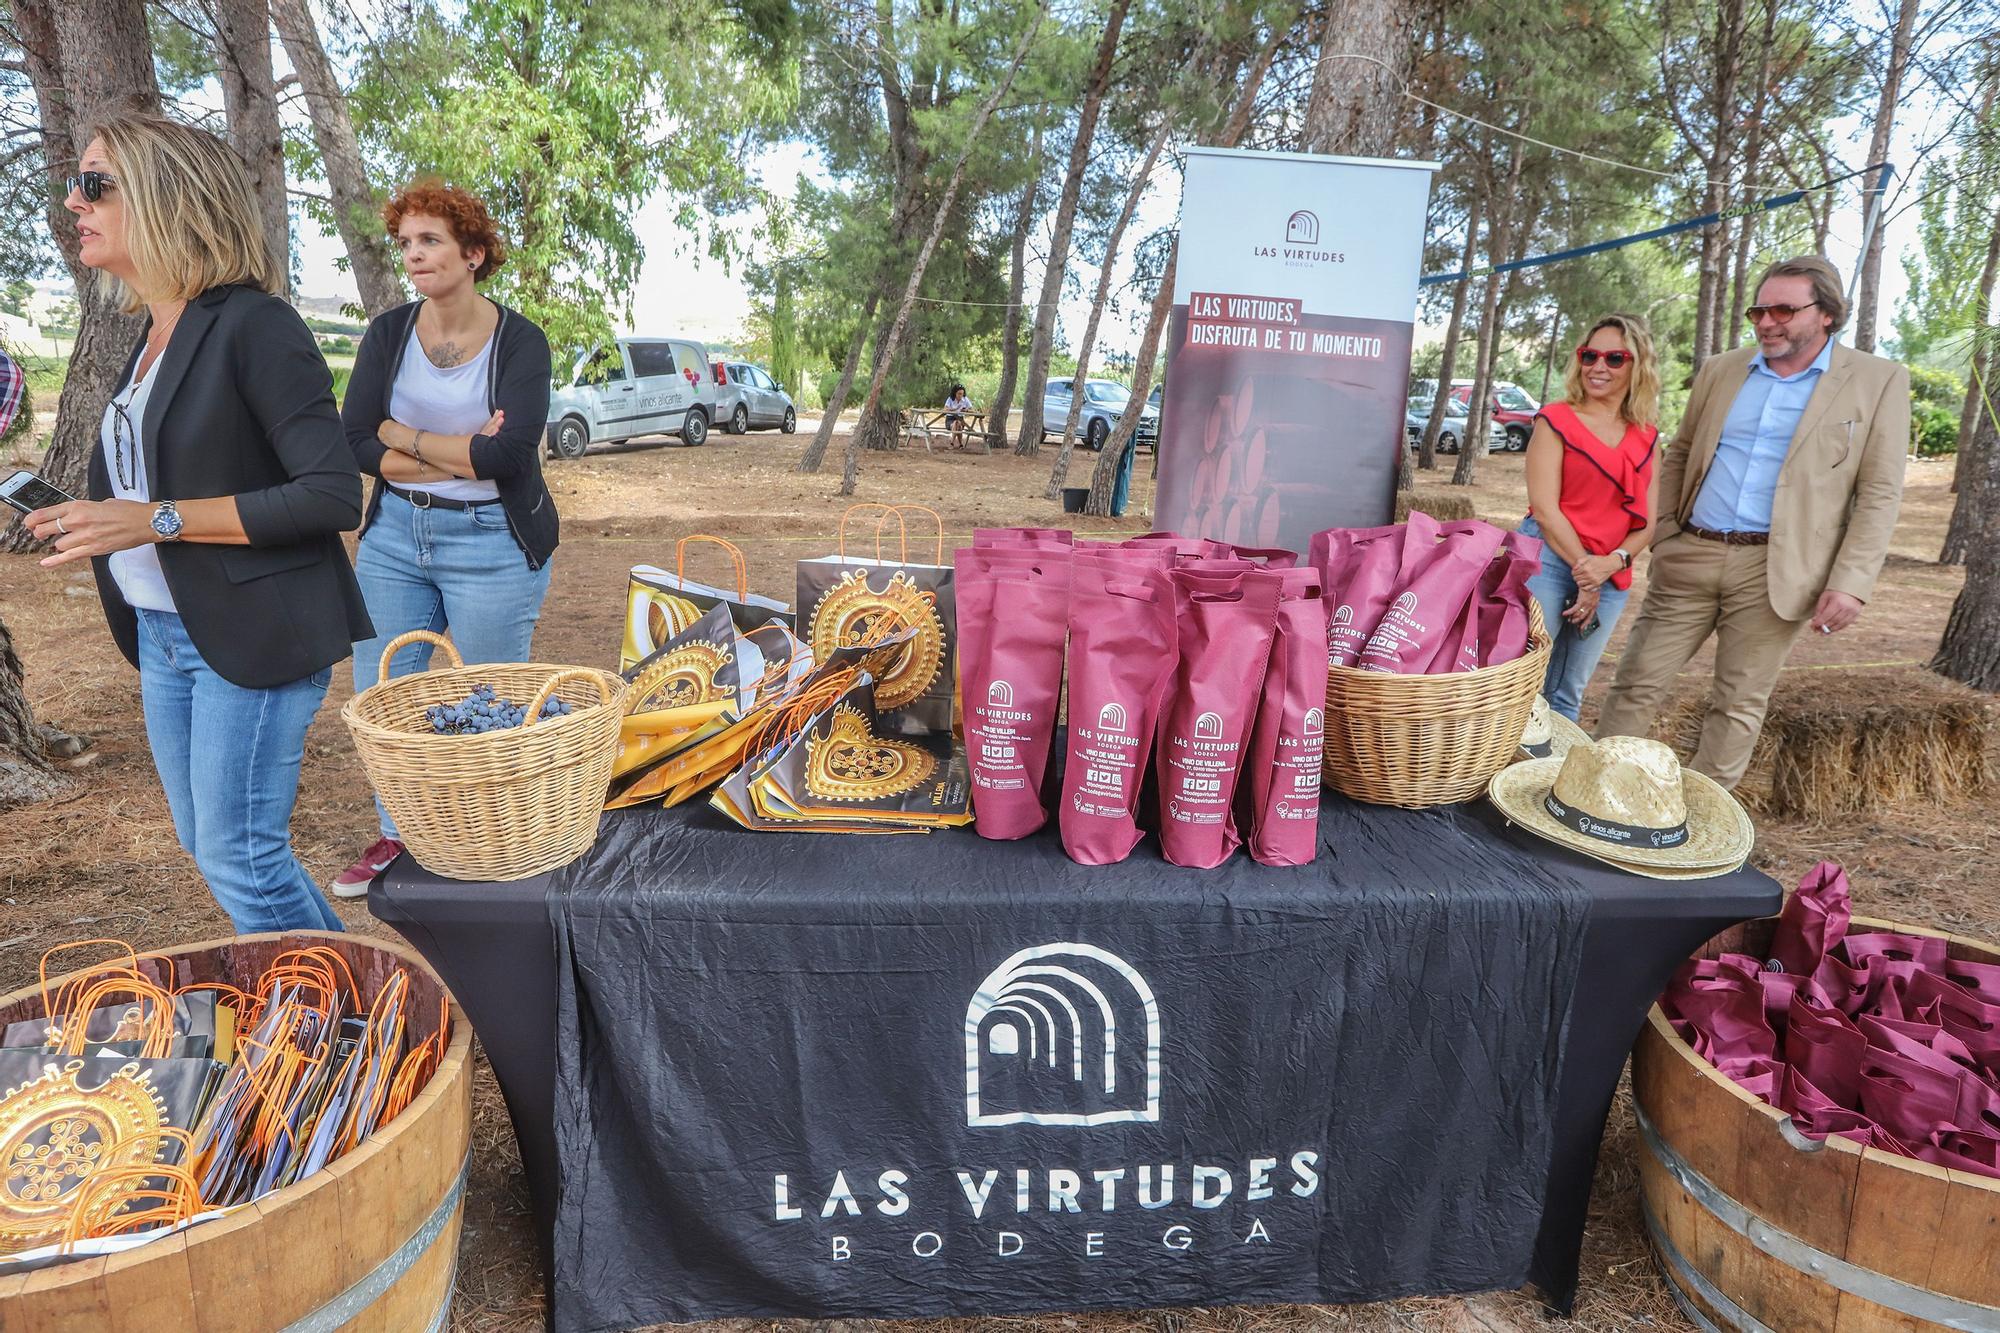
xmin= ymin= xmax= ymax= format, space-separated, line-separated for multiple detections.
xmin=88 ymin=284 xmax=373 ymax=690
xmin=343 ymin=298 xmax=559 ymax=568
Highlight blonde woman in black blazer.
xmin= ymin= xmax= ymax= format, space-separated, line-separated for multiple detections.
xmin=26 ymin=115 xmax=370 ymax=933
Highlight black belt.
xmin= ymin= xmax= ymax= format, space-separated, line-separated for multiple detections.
xmin=387 ymin=483 xmax=502 ymax=512
xmin=1681 ymin=521 xmax=1769 ymax=546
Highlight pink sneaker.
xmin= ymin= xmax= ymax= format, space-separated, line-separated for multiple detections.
xmin=329 ymin=836 xmax=405 ymax=899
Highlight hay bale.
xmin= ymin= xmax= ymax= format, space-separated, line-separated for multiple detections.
xmin=1395 ymin=489 xmax=1477 ymax=523
xmin=1655 ymin=668 xmax=1993 ymax=819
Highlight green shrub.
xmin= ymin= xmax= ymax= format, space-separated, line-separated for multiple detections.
xmin=1912 ymin=402 xmax=1958 ymax=457
xmin=1909 ymin=366 xmax=1962 ymax=414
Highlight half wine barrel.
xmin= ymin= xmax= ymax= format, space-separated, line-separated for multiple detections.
xmin=0 ymin=930 xmax=472 ymax=1332
xmin=1632 ymin=915 xmax=2000 ymax=1332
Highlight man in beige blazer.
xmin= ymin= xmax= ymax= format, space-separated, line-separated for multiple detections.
xmin=1596 ymin=256 xmax=1908 ymax=788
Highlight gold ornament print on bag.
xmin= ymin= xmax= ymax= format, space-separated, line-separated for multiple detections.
xmin=1 ymin=1060 xmax=171 ymax=1256
xmin=806 ymin=570 xmax=944 ymax=713
xmin=804 ymin=703 xmax=938 ymax=802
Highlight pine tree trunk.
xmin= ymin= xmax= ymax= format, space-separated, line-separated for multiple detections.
xmin=1014 ymin=0 xmax=1131 ymax=456
xmin=1724 ymin=0 xmax=1780 ymax=354
xmin=843 ymin=13 xmax=1040 ymax=495
xmin=1854 ymin=0 xmax=1921 ymax=353
xmin=0 ymin=613 xmax=66 ymax=810
xmin=1 ymin=0 xmax=159 ymax=554
xmin=1691 ymin=0 xmax=1748 ymax=371
xmin=1451 ymin=148 xmax=1520 ymax=487
xmin=216 ymin=0 xmax=290 ymax=295
xmin=797 ymin=289 xmax=882 ymax=473
xmin=988 ymin=126 xmax=1043 ymax=449
xmin=271 ymin=0 xmax=405 ymax=316
xmin=1940 ymin=196 xmax=2000 ymax=564
xmin=1422 ymin=191 xmax=1481 ymax=470
xmin=1932 ymin=407 xmax=2000 ymax=690
xmin=1299 ymin=0 xmax=1416 ymax=156
xmin=1048 ymin=124 xmax=1168 ymax=500
xmin=1081 ymin=22 xmax=1282 ymax=518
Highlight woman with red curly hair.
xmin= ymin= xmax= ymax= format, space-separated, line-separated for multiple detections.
xmin=331 ymin=179 xmax=559 ymax=896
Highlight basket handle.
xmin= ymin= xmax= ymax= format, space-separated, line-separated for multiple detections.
xmin=881 ymin=504 xmax=944 ymax=564
xmin=377 ymin=629 xmax=461 ymax=681
xmin=676 ymin=534 xmax=748 ymax=599
xmin=525 ymin=668 xmax=614 ymax=725
xmin=838 ymin=503 xmax=903 ymax=561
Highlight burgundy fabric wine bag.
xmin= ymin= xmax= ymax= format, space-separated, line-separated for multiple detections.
xmin=1471 ymin=530 xmax=1544 ymax=669
xmin=1785 ymin=992 xmax=1867 ymax=1107
xmin=1768 ymin=862 xmax=1853 ymax=976
xmin=956 ymin=547 xmax=1071 ymax=840
xmin=1316 ymin=524 xmax=1410 ymax=667
xmin=975 ymin=526 xmax=1073 ymax=548
xmin=1155 ymin=566 xmax=1281 ymax=869
xmin=1059 ymin=553 xmax=1177 ymax=865
xmin=1357 ymin=520 xmax=1504 ymax=674
xmin=1245 ymin=566 xmax=1328 ymax=867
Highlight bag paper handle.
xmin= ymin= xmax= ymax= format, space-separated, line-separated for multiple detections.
xmin=880 ymin=504 xmax=944 ymax=564
xmin=838 ymin=503 xmax=905 ymax=561
xmin=377 ymin=629 xmax=461 ymax=681
xmin=676 ymin=533 xmax=749 ymax=599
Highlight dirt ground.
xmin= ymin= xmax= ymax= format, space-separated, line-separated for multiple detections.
xmin=2 ymin=417 xmax=1992 ymax=1333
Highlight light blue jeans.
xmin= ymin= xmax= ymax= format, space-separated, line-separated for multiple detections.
xmin=353 ymin=489 xmax=553 ymax=838
xmin=136 ymin=609 xmax=343 ymax=934
xmin=1518 ymin=516 xmax=1630 ymax=722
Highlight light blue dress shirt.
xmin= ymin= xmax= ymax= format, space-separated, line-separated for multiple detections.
xmin=1689 ymin=338 xmax=1835 ymax=533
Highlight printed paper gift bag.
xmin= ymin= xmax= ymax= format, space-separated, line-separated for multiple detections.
xmin=621 ymin=534 xmax=792 ymax=671
xmin=744 ymin=676 xmax=970 ymax=832
xmin=795 ymin=504 xmax=957 ymax=737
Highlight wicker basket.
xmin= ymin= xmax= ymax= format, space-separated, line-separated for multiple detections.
xmin=1322 ymin=599 xmax=1552 ymax=808
xmin=341 ymin=630 xmax=626 ymax=881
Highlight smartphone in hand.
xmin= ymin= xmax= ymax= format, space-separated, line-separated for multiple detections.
xmin=0 ymin=469 xmax=77 ymax=516
xmin=1561 ymin=590 xmax=1602 ymax=638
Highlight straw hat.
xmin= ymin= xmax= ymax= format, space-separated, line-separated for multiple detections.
xmin=1488 ymin=734 xmax=1753 ymax=877
xmin=1517 ymin=695 xmax=1592 ymax=761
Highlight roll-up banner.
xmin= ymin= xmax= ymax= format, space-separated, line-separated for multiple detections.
xmin=1155 ymin=148 xmax=1439 ymax=556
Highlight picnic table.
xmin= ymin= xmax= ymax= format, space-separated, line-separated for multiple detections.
xmin=900 ymin=407 xmax=992 ymax=452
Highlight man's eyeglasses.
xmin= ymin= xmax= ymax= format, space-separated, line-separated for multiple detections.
xmin=1745 ymin=301 xmax=1818 ymax=324
xmin=65 ymin=172 xmax=117 ymax=203
xmin=1576 ymin=348 xmax=1633 ymax=369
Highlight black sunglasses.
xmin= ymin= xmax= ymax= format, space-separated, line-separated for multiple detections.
xmin=65 ymin=171 xmax=116 ymax=203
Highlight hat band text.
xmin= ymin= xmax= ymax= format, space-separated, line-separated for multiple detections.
xmin=1544 ymin=791 xmax=1689 ymax=849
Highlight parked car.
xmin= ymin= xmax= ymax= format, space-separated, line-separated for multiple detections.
xmin=1040 ymin=377 xmax=1158 ymax=451
xmin=711 ymin=360 xmax=798 ymax=435
xmin=545 ymin=335 xmax=716 ymax=459
xmin=1407 ymin=378 xmax=1540 ymax=451
xmin=1405 ymin=397 xmax=1504 ymax=454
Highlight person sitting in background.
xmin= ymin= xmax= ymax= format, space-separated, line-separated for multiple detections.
xmin=1516 ymin=314 xmax=1662 ymax=722
xmin=330 ymin=178 xmax=558 ymax=898
xmin=1596 ymin=256 xmax=1909 ymax=789
xmin=943 ymin=383 xmax=975 ymax=447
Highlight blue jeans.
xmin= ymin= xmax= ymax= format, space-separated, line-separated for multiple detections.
xmin=353 ymin=489 xmax=553 ymax=837
xmin=1111 ymin=437 xmax=1136 ymax=517
xmin=1518 ymin=516 xmax=1630 ymax=722
xmin=136 ymin=610 xmax=342 ymax=934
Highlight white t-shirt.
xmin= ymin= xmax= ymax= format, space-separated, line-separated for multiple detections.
xmin=387 ymin=324 xmax=500 ymax=501
xmin=103 ymin=364 xmax=174 ymax=613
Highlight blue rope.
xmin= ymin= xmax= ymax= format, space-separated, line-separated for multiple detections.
xmin=1420 ymin=163 xmax=1892 ymax=287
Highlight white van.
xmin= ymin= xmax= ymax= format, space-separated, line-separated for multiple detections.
xmin=545 ymin=336 xmax=716 ymax=459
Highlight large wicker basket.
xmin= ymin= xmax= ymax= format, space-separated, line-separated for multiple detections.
xmin=341 ymin=630 xmax=626 ymax=881
xmin=1322 ymin=599 xmax=1552 ymax=808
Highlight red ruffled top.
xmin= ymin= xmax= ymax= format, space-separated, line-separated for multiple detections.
xmin=1529 ymin=401 xmax=1658 ymax=591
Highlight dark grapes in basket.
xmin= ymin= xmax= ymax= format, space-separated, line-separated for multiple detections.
xmin=425 ymin=682 xmax=575 ymax=735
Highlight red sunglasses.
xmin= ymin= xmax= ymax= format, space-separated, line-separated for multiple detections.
xmin=1576 ymin=348 xmax=1633 ymax=369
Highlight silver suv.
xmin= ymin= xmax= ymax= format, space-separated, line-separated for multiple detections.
xmin=711 ymin=360 xmax=799 ymax=435
xmin=546 ymin=336 xmax=716 ymax=459
xmin=1040 ymin=377 xmax=1158 ymax=451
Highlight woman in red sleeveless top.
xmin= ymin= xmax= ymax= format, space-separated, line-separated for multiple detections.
xmin=1518 ymin=314 xmax=1662 ymax=720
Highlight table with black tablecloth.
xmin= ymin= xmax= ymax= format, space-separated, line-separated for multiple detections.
xmin=373 ymin=794 xmax=1778 ymax=1332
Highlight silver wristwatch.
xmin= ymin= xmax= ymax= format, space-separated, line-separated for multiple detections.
xmin=151 ymin=499 xmax=185 ymax=542
xmin=1614 ymin=547 xmax=1632 ymax=569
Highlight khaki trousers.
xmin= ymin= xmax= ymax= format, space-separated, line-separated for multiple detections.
xmin=1596 ymin=532 xmax=1809 ymax=789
